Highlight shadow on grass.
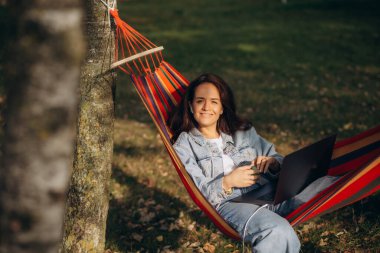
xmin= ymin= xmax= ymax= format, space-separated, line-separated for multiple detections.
xmin=106 ymin=166 xmax=221 ymax=252
xmin=113 ymin=144 xmax=164 ymax=158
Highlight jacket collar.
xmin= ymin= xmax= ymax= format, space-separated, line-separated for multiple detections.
xmin=189 ymin=128 xmax=234 ymax=146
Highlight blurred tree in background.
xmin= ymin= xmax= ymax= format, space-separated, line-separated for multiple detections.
xmin=0 ymin=0 xmax=85 ymax=252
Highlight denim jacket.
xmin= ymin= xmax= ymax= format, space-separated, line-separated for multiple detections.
xmin=173 ymin=127 xmax=284 ymax=209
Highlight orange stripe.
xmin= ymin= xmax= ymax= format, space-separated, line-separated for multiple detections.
xmin=332 ymin=132 xmax=380 ymax=159
xmin=160 ymin=66 xmax=184 ymax=103
xmin=155 ymin=68 xmax=179 ymax=105
xmin=145 ymin=76 xmax=168 ymax=120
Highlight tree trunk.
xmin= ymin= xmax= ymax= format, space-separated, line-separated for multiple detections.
xmin=61 ymin=1 xmax=116 ymax=252
xmin=0 ymin=1 xmax=85 ymax=253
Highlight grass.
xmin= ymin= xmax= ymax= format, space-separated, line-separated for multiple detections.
xmin=108 ymin=0 xmax=380 ymax=252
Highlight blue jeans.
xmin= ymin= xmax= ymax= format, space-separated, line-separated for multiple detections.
xmin=217 ymin=176 xmax=339 ymax=253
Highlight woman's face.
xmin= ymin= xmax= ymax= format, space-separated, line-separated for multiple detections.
xmin=191 ymin=82 xmax=223 ymax=131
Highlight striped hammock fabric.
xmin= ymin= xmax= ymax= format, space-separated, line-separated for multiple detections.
xmin=109 ymin=9 xmax=380 ymax=240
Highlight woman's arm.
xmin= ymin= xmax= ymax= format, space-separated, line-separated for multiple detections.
xmin=173 ymin=133 xmax=230 ymax=207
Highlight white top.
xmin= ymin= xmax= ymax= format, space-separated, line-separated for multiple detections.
xmin=208 ymin=136 xmax=235 ymax=175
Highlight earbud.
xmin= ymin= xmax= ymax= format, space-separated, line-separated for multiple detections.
xmin=190 ymin=106 xmax=194 ymax=114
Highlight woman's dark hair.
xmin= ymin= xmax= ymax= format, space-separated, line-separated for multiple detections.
xmin=167 ymin=73 xmax=252 ymax=143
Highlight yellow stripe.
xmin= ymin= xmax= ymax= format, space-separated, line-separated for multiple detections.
xmin=163 ymin=61 xmax=189 ymax=87
xmin=332 ymin=132 xmax=380 ymax=159
xmin=155 ymin=68 xmax=178 ymax=106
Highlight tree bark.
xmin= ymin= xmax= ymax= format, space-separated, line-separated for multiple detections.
xmin=61 ymin=1 xmax=116 ymax=252
xmin=0 ymin=1 xmax=85 ymax=253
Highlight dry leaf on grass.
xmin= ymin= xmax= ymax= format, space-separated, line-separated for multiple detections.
xmin=203 ymin=242 xmax=215 ymax=253
xmin=319 ymin=238 xmax=328 ymax=246
xmin=210 ymin=232 xmax=219 ymax=241
xmin=139 ymin=211 xmax=156 ymax=223
xmin=187 ymin=221 xmax=195 ymax=231
xmin=189 ymin=242 xmax=200 ymax=248
xmin=321 ymin=231 xmax=331 ymax=237
xmin=132 ymin=233 xmax=143 ymax=242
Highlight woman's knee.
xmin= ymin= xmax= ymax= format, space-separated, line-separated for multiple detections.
xmin=276 ymin=217 xmax=299 ymax=241
xmin=248 ymin=214 xmax=301 ymax=252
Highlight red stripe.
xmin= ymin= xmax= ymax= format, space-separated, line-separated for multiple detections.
xmin=159 ymin=67 xmax=183 ymax=103
xmin=286 ymin=172 xmax=351 ymax=221
xmin=133 ymin=76 xmax=159 ymax=119
xmin=145 ymin=76 xmax=168 ymax=120
xmin=334 ymin=125 xmax=380 ymax=149
xmin=301 ymin=182 xmax=380 ymax=224
xmin=328 ymin=148 xmax=380 ymax=176
xmin=147 ymin=74 xmax=172 ymax=117
xmin=296 ymin=163 xmax=380 ymax=223
xmin=162 ymin=61 xmax=189 ymax=92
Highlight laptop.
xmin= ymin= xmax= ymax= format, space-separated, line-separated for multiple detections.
xmin=231 ymin=134 xmax=337 ymax=205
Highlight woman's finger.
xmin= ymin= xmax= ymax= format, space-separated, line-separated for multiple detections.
xmin=253 ymin=158 xmax=258 ymax=167
xmin=263 ymin=161 xmax=270 ymax=173
xmin=258 ymin=159 xmax=267 ymax=172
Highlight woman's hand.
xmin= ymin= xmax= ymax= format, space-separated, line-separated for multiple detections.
xmin=253 ymin=156 xmax=280 ymax=174
xmin=223 ymin=162 xmax=259 ymax=190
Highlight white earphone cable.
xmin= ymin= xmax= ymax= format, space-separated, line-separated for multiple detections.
xmin=242 ymin=204 xmax=269 ymax=253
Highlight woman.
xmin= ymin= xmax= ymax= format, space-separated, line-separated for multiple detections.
xmin=168 ymin=73 xmax=337 ymax=253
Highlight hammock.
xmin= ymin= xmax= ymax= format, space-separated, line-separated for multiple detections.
xmin=109 ymin=9 xmax=380 ymax=240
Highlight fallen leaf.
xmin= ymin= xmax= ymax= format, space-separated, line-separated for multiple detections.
xmin=127 ymin=221 xmax=139 ymax=228
xmin=189 ymin=242 xmax=200 ymax=248
xmin=168 ymin=223 xmax=178 ymax=232
xmin=187 ymin=221 xmax=195 ymax=231
xmin=358 ymin=215 xmax=366 ymax=224
xmin=139 ymin=212 xmax=156 ymax=223
xmin=210 ymin=233 xmax=219 ymax=241
xmin=343 ymin=122 xmax=353 ymax=130
xmin=203 ymin=242 xmax=215 ymax=253
xmin=176 ymin=219 xmax=185 ymax=228
xmin=319 ymin=238 xmax=328 ymax=246
xmin=321 ymin=231 xmax=330 ymax=237
xmin=182 ymin=241 xmax=190 ymax=248
xmin=156 ymin=235 xmax=164 ymax=242
xmin=224 ymin=244 xmax=234 ymax=248
xmin=132 ymin=233 xmax=143 ymax=242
